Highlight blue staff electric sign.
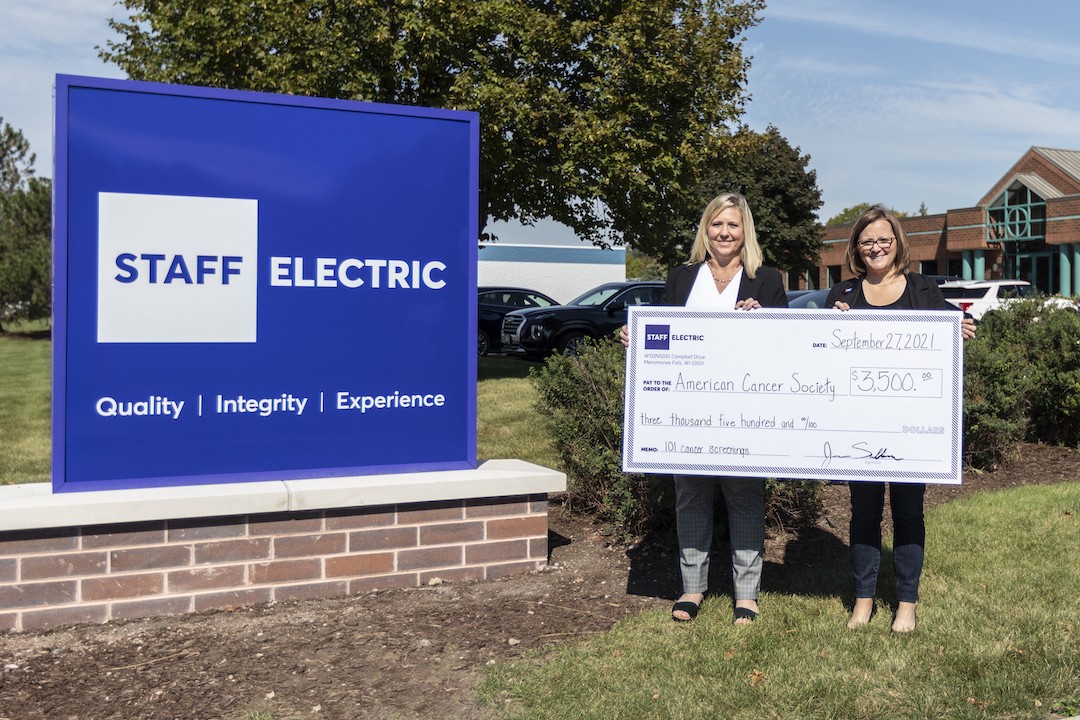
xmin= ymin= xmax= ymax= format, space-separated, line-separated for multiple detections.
xmin=53 ymin=75 xmax=479 ymax=491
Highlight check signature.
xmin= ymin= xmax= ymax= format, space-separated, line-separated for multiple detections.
xmin=822 ymin=441 xmax=903 ymax=468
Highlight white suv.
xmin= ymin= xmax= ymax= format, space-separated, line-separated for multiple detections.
xmin=938 ymin=279 xmax=1078 ymax=321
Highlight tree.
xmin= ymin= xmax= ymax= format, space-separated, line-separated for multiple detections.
xmin=0 ymin=119 xmax=51 ymax=329
xmin=101 ymin=0 xmax=765 ymax=249
xmin=0 ymin=177 xmax=52 ymax=326
xmin=625 ymin=247 xmax=666 ymax=280
xmin=710 ymin=125 xmax=823 ymax=272
xmin=826 ymin=202 xmax=909 ymax=226
xmin=0 ymin=117 xmax=36 ymax=194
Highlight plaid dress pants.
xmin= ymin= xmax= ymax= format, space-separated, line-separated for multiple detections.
xmin=674 ymin=474 xmax=764 ymax=599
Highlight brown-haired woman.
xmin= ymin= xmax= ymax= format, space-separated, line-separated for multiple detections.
xmin=825 ymin=205 xmax=975 ymax=632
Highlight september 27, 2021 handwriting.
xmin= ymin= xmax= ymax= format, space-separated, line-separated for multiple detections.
xmin=622 ymin=307 xmax=964 ymax=485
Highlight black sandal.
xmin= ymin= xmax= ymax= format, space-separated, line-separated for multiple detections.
xmin=732 ymin=607 xmax=758 ymax=624
xmin=671 ymin=600 xmax=700 ymax=622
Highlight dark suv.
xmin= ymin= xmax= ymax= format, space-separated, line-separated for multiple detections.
xmin=477 ymin=286 xmax=559 ymax=356
xmin=501 ymin=280 xmax=665 ymax=359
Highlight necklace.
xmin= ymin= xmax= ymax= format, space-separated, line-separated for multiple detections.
xmin=709 ymin=260 xmax=740 ymax=285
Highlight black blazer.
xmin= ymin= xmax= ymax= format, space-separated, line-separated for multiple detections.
xmin=663 ymin=263 xmax=789 ymax=308
xmin=825 ymin=272 xmax=952 ymax=310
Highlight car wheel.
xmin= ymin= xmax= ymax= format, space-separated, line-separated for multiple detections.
xmin=558 ymin=331 xmax=588 ymax=356
xmin=478 ymin=329 xmax=490 ymax=357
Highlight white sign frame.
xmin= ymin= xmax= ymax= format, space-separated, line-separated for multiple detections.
xmin=622 ymin=307 xmax=964 ymax=484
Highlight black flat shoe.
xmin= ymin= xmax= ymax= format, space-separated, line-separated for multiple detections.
xmin=671 ymin=600 xmax=700 ymax=622
xmin=732 ymin=607 xmax=758 ymax=624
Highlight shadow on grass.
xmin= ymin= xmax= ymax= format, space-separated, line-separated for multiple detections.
xmin=622 ymin=519 xmax=918 ymax=625
xmin=0 ymin=328 xmax=51 ymax=340
xmin=623 ymin=518 xmax=853 ymax=609
xmin=478 ymin=354 xmax=543 ymax=381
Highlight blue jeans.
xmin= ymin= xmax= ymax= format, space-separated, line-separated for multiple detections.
xmin=849 ymin=482 xmax=925 ymax=603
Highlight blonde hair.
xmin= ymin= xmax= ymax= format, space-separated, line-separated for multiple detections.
xmin=687 ymin=193 xmax=763 ymax=278
xmin=845 ymin=205 xmax=911 ymax=276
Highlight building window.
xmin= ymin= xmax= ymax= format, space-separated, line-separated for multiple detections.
xmin=988 ymin=182 xmax=1046 ymax=242
xmin=827 ymin=266 xmax=841 ymax=287
xmin=988 ymin=182 xmax=1060 ymax=293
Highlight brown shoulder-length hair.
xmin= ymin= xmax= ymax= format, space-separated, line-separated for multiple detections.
xmin=845 ymin=205 xmax=911 ymax=277
xmin=687 ymin=192 xmax=763 ymax=279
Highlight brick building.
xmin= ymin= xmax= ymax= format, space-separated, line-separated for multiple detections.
xmin=808 ymin=147 xmax=1080 ymax=296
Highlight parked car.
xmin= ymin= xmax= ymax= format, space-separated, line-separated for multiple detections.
xmin=785 ymin=289 xmax=812 ymax=302
xmin=938 ymin=279 xmax=1078 ymax=321
xmin=786 ymin=288 xmax=830 ymax=308
xmin=478 ymin=286 xmax=559 ymax=356
xmin=501 ymin=280 xmax=665 ymax=359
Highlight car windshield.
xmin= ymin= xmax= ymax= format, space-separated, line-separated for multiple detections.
xmin=523 ymin=294 xmax=557 ymax=307
xmin=1001 ymin=284 xmax=1037 ymax=299
xmin=940 ymin=287 xmax=986 ymax=299
xmin=789 ymin=289 xmax=830 ymax=309
xmin=568 ymin=285 xmax=624 ymax=306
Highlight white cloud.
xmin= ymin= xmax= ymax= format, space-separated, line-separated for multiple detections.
xmin=765 ymin=0 xmax=1080 ymax=66
xmin=0 ymin=0 xmax=126 ymax=172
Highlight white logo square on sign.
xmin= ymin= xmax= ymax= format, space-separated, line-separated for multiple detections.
xmin=97 ymin=192 xmax=259 ymax=343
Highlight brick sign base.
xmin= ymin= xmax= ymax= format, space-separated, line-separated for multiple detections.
xmin=0 ymin=494 xmax=550 ymax=633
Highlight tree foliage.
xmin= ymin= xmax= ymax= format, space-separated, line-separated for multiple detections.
xmin=101 ymin=0 xmax=768 ymax=250
xmin=0 ymin=117 xmax=36 ymax=194
xmin=826 ymin=202 xmax=909 ymax=226
xmin=712 ymin=125 xmax=822 ymax=272
xmin=0 ymin=176 xmax=52 ymax=326
xmin=625 ymin=247 xmax=666 ymax=280
xmin=0 ymin=119 xmax=51 ymax=327
xmin=631 ymin=124 xmax=823 ymax=271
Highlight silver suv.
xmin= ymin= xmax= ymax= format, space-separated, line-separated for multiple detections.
xmin=938 ymin=279 xmax=1078 ymax=321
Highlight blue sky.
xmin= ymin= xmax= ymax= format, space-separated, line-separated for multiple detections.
xmin=3 ymin=0 xmax=1079 ymax=241
xmin=745 ymin=0 xmax=1080 ymax=222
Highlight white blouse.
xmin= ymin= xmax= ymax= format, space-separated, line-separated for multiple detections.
xmin=685 ymin=262 xmax=743 ymax=308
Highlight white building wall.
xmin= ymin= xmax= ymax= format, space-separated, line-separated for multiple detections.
xmin=477 ymin=243 xmax=625 ymax=304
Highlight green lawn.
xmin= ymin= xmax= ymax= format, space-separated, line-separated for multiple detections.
xmin=479 ymin=482 xmax=1080 ymax=720
xmin=478 ymin=355 xmax=560 ymax=469
xmin=0 ymin=337 xmax=558 ymax=485
xmin=0 ymin=334 xmax=50 ymax=484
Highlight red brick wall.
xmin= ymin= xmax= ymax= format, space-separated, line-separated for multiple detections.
xmin=944 ymin=207 xmax=987 ymax=251
xmin=0 ymin=495 xmax=549 ymax=632
xmin=1047 ymin=197 xmax=1080 ymax=245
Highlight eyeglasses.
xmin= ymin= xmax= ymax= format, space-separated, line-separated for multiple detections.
xmin=858 ymin=236 xmax=895 ymax=251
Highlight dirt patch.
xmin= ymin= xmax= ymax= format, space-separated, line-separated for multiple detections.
xmin=0 ymin=443 xmax=1076 ymax=719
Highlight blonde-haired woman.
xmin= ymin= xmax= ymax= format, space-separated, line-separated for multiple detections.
xmin=622 ymin=192 xmax=787 ymax=624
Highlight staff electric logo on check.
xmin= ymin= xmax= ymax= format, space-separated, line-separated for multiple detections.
xmin=96 ymin=192 xmax=451 ymax=345
xmin=643 ymin=324 xmax=706 ymax=350
xmin=644 ymin=325 xmax=670 ymax=350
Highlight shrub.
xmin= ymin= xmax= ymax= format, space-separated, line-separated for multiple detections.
xmin=962 ymin=322 xmax=1031 ymax=470
xmin=764 ymin=477 xmax=826 ymax=532
xmin=962 ymin=299 xmax=1080 ymax=468
xmin=531 ymin=336 xmax=671 ymax=538
xmin=1018 ymin=303 xmax=1080 ymax=444
xmin=532 ymin=334 xmax=822 ymax=539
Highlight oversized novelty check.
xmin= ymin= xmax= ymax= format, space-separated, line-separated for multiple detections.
xmin=622 ymin=307 xmax=964 ymax=484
